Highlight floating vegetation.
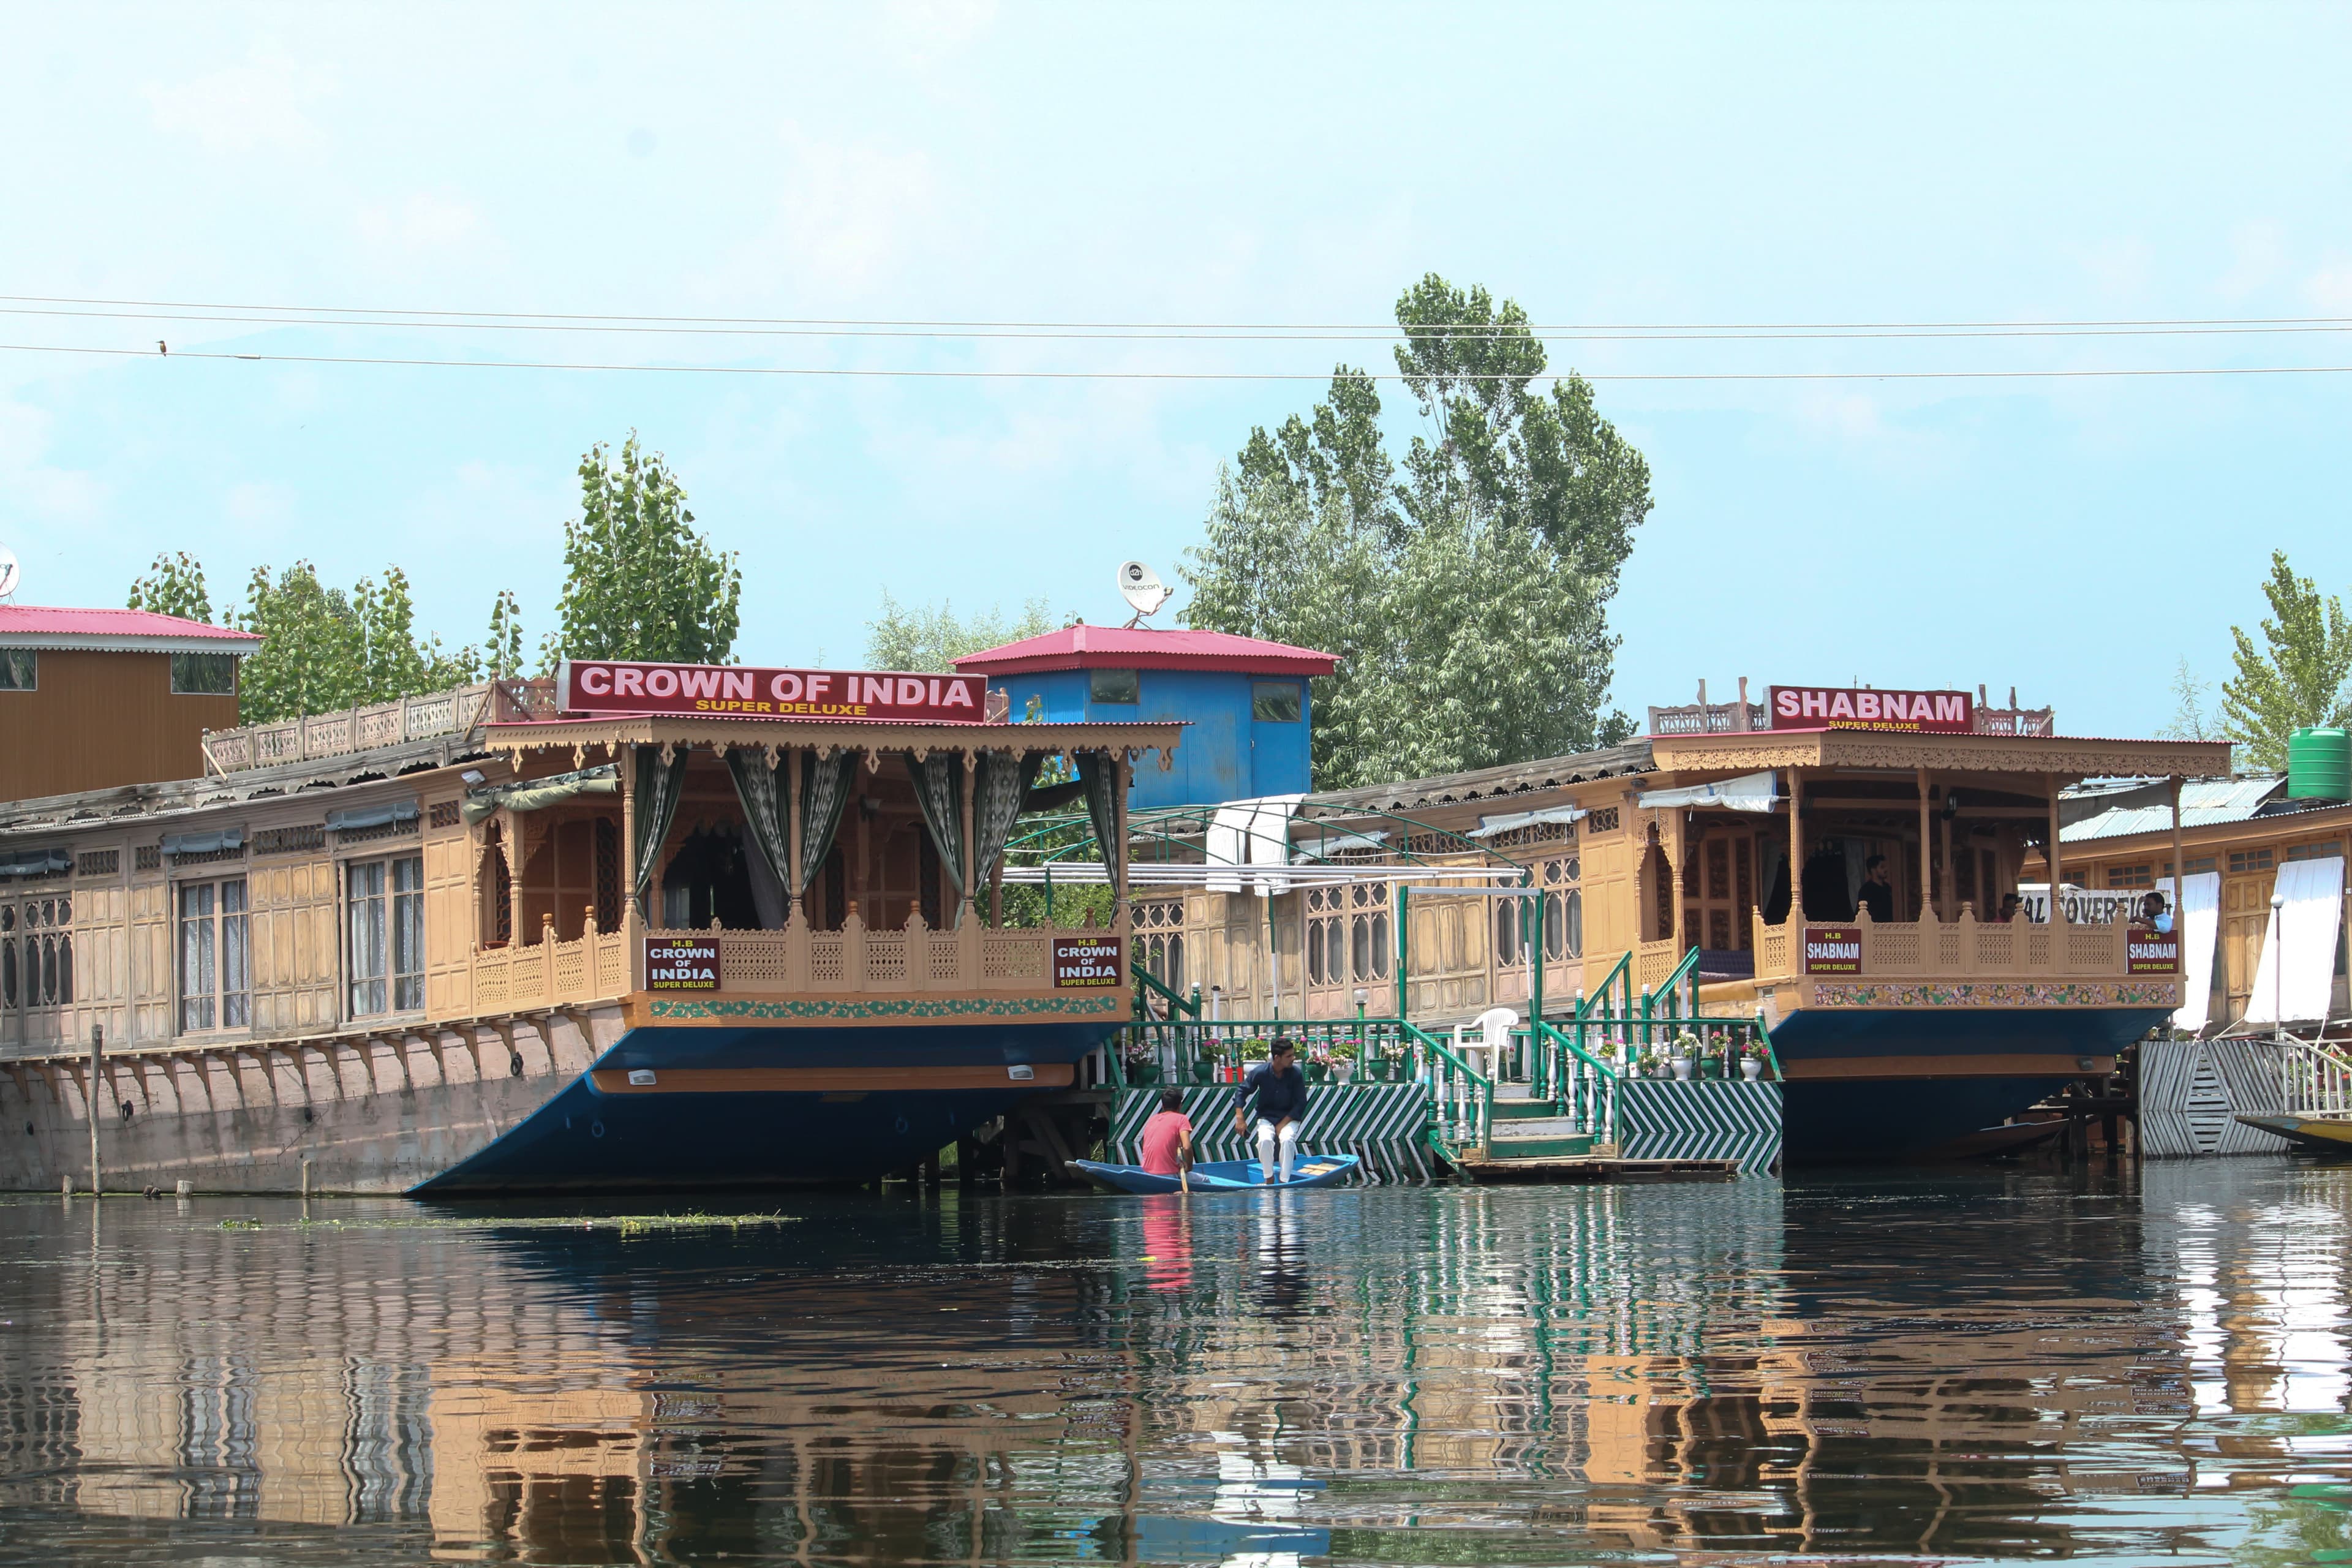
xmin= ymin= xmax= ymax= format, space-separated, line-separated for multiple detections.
xmin=212 ymin=1211 xmax=796 ymax=1237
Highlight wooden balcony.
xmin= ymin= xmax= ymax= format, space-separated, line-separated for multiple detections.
xmin=1751 ymin=908 xmax=2142 ymax=984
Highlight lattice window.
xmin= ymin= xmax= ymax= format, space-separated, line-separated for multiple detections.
xmin=339 ymin=818 xmax=420 ymax=848
xmin=135 ymin=845 xmax=162 ymax=872
xmin=428 ymin=801 xmax=462 ymax=829
xmin=76 ymin=850 xmax=119 ymax=878
xmin=594 ymin=817 xmax=620 ymax=933
xmin=252 ymin=825 xmax=326 ymax=857
xmin=1586 ymin=807 xmax=1620 ymax=834
xmin=171 ymin=844 xmax=247 ymax=867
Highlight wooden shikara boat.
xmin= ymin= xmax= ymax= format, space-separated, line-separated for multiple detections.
xmin=2234 ymin=1114 xmax=2352 ymax=1155
xmin=1069 ymin=1155 xmax=1361 ymax=1194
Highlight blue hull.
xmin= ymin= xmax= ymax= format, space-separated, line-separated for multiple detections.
xmin=1771 ymin=1005 xmax=2169 ymax=1162
xmin=1069 ymin=1155 xmax=1361 ymax=1193
xmin=413 ymin=1019 xmax=1122 ymax=1194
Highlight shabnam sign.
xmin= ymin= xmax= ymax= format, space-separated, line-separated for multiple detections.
xmin=1803 ymin=925 xmax=1863 ymax=976
xmin=1052 ymin=936 xmax=1122 ymax=989
xmin=2127 ymin=930 xmax=2181 ymax=974
xmin=1770 ymin=685 xmax=1973 ymax=734
xmin=560 ymin=660 xmax=988 ymax=723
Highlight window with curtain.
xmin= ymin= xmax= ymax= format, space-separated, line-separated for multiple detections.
xmin=170 ymin=653 xmax=238 ymax=694
xmin=0 ymin=650 xmax=34 ymax=690
xmin=349 ymin=854 xmax=424 ymax=1016
xmin=177 ymin=877 xmax=249 ymax=1032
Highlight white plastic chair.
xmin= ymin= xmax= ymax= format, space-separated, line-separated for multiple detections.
xmin=1454 ymin=1006 xmax=1519 ymax=1080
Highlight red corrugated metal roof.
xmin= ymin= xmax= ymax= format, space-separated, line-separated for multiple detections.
xmin=0 ymin=605 xmax=260 ymax=650
xmin=953 ymin=624 xmax=1337 ymax=676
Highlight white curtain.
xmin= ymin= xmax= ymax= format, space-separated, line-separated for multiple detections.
xmin=2154 ymin=872 xmax=2221 ymax=1034
xmin=2242 ymin=857 xmax=2346 ymax=1027
xmin=1205 ymin=794 xmax=1304 ymax=894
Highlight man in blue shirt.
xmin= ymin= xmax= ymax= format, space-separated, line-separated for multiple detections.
xmin=1234 ymin=1038 xmax=1308 ymax=1184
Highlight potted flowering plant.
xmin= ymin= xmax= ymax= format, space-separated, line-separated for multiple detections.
xmin=1740 ymin=1039 xmax=1769 ymax=1082
xmin=1668 ymin=1030 xmax=1699 ymax=1081
xmin=1122 ymin=1039 xmax=1161 ymax=1087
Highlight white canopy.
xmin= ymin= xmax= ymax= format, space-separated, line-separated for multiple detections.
xmin=2241 ymin=855 xmax=2345 ymax=1027
xmin=1205 ymin=794 xmax=1305 ymax=895
xmin=1635 ymin=771 xmax=1781 ymax=813
xmin=2154 ymin=872 xmax=2222 ymax=1034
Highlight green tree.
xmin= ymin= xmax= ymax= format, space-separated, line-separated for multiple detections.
xmin=554 ymin=433 xmax=742 ymax=664
xmin=1185 ymin=274 xmax=1650 ymax=787
xmin=229 ymin=562 xmax=479 ymax=723
xmin=2220 ymin=551 xmax=2352 ymax=770
xmin=481 ymin=589 xmax=526 ymax=679
xmin=864 ymin=593 xmax=1060 ymax=672
xmin=126 ymin=551 xmax=214 ymax=622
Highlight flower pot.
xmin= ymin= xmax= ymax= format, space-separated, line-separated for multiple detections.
xmin=1128 ymin=1064 xmax=1160 ymax=1087
xmin=1305 ymin=1061 xmax=1329 ymax=1084
xmin=1740 ymin=1057 xmax=1765 ymax=1083
xmin=1189 ymin=1061 xmax=1215 ymax=1084
xmin=1670 ymin=1056 xmax=1695 ymax=1082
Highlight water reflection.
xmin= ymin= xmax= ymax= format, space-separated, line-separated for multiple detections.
xmin=1 ymin=1164 xmax=2349 ymax=1563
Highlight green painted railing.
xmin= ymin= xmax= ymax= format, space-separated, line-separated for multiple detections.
xmin=1529 ymin=1018 xmax=1621 ymax=1145
xmin=1401 ymin=1021 xmax=1494 ymax=1156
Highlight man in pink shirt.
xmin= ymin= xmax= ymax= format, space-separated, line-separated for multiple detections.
xmin=1139 ymin=1087 xmax=1194 ymax=1181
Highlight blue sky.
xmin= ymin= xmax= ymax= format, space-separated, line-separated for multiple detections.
xmin=2 ymin=2 xmax=2347 ymax=738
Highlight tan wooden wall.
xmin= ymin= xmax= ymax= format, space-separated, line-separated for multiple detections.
xmin=0 ymin=649 xmax=238 ymax=801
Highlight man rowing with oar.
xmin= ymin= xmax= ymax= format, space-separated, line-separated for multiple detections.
xmin=1234 ymin=1037 xmax=1308 ymax=1185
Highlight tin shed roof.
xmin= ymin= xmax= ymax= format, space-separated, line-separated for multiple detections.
xmin=2060 ymin=775 xmax=2286 ymax=842
xmin=954 ymin=625 xmax=1338 ymax=677
xmin=0 ymin=605 xmax=260 ymax=655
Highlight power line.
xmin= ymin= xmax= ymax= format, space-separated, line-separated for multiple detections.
xmin=4 ymin=290 xmax=2351 ymax=338
xmin=9 ymin=339 xmax=2352 ymax=383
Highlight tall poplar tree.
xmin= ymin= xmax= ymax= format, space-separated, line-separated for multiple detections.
xmin=2221 ymin=551 xmax=2352 ymax=769
xmin=553 ymin=434 xmax=742 ymax=665
xmin=1184 ymin=275 xmax=1652 ymax=788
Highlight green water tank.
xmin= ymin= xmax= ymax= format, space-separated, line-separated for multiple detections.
xmin=2288 ymin=726 xmax=2352 ymax=801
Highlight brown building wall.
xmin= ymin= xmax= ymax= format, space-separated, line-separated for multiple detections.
xmin=0 ymin=649 xmax=236 ymax=799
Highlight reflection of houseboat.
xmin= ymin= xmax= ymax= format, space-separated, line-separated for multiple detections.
xmin=0 ymin=606 xmax=1179 ymax=1191
xmin=1107 ymin=681 xmax=2228 ymax=1160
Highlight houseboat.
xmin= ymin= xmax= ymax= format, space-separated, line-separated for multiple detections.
xmin=0 ymin=608 xmax=1178 ymax=1192
xmin=1079 ymin=680 xmax=2230 ymax=1160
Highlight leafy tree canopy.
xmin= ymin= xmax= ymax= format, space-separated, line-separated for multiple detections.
xmin=865 ymin=593 xmax=1060 ymax=673
xmin=1185 ymin=274 xmax=1651 ymax=788
xmin=554 ymin=433 xmax=742 ymax=665
xmin=227 ymin=562 xmax=476 ymax=724
xmin=2221 ymin=551 xmax=2352 ymax=770
xmin=126 ymin=551 xmax=214 ymax=623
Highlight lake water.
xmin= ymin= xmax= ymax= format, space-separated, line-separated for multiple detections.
xmin=3 ymin=1161 xmax=2350 ymax=1566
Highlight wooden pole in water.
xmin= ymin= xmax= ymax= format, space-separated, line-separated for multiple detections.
xmin=87 ymin=1022 xmax=102 ymax=1198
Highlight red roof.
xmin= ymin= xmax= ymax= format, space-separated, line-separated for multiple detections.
xmin=954 ymin=624 xmax=1338 ymax=677
xmin=0 ymin=605 xmax=260 ymax=653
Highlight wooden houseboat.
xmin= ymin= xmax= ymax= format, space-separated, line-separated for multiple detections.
xmin=0 ymin=649 xmax=1175 ymax=1193
xmin=1104 ymin=682 xmax=2230 ymax=1160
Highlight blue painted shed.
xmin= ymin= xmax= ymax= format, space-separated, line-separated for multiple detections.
xmin=954 ymin=625 xmax=1338 ymax=809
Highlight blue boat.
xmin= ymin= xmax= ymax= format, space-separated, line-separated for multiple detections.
xmin=1069 ymin=1155 xmax=1361 ymax=1193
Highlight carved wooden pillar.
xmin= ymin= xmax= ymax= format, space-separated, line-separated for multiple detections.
xmin=786 ymin=748 xmax=804 ymax=924
xmin=1787 ymin=766 xmax=1804 ymax=922
xmin=1916 ymin=767 xmax=1933 ymax=924
xmin=959 ymin=748 xmax=978 ymax=929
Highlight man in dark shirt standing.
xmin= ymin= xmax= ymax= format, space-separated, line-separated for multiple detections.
xmin=1856 ymin=854 xmax=1897 ymax=922
xmin=1234 ymin=1038 xmax=1308 ymax=1185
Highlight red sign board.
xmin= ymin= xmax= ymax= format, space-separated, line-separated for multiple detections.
xmin=1803 ymin=925 xmax=1863 ymax=975
xmin=1052 ymin=936 xmax=1123 ymax=989
xmin=2127 ymin=930 xmax=2181 ymax=974
xmin=1770 ymin=685 xmax=1973 ymax=733
xmin=560 ymin=660 xmax=989 ymax=723
xmin=646 ymin=936 xmax=722 ymax=990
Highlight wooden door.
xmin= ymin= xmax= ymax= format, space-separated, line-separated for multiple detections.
xmin=2222 ymin=868 xmax=2276 ymax=1021
xmin=422 ymin=802 xmax=473 ymax=1017
xmin=1681 ymin=831 xmax=1758 ymax=953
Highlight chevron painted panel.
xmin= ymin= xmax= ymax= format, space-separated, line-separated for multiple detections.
xmin=1109 ymin=1084 xmax=1433 ymax=1183
xmin=2139 ymin=1038 xmax=2293 ymax=1158
xmin=1617 ymin=1081 xmax=1782 ymax=1174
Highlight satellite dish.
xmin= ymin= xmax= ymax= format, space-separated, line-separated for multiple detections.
xmin=0 ymin=548 xmax=18 ymax=601
xmin=1117 ymin=560 xmax=1171 ymax=627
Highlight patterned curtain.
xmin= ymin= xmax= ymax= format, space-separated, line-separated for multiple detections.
xmin=971 ymin=750 xmax=1047 ymax=892
xmin=902 ymin=753 xmax=966 ymax=918
xmin=796 ymin=751 xmax=858 ymax=896
xmin=631 ymin=747 xmax=690 ymax=913
xmin=724 ymin=749 xmax=790 ymax=894
xmin=1076 ymin=750 xmax=1123 ymax=892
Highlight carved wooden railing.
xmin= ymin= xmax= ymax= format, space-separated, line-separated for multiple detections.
xmin=473 ymin=923 xmax=632 ymax=1014
xmin=1751 ymin=908 xmax=2130 ymax=981
xmin=1635 ymin=937 xmax=1685 ymax=993
xmin=203 ymin=677 xmax=561 ymax=775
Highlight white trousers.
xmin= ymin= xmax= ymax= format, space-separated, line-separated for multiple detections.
xmin=1253 ymin=1118 xmax=1301 ymax=1183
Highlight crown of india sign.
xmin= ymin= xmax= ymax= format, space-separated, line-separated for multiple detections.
xmin=559 ymin=660 xmax=989 ymax=722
